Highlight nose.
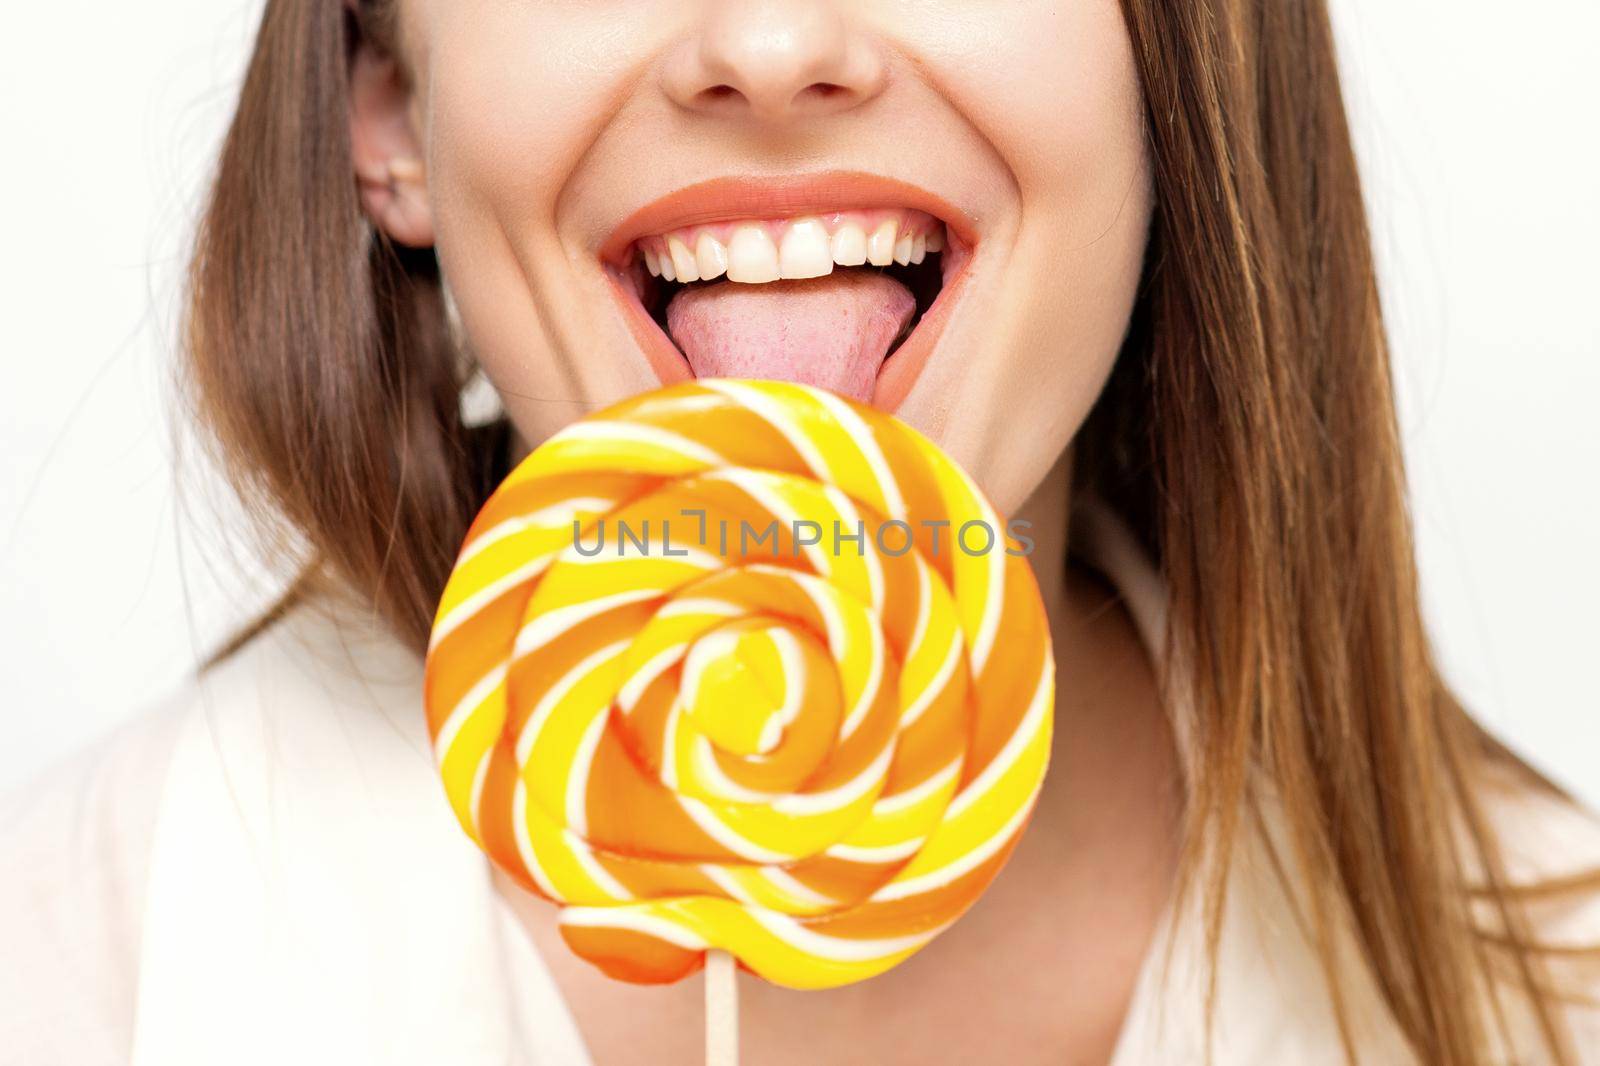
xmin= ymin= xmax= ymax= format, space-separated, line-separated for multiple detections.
xmin=661 ymin=1 xmax=888 ymax=124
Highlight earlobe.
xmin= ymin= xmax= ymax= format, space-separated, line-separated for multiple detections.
xmin=355 ymin=154 xmax=434 ymax=248
xmin=350 ymin=46 xmax=434 ymax=248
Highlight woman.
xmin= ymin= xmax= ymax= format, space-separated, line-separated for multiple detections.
xmin=3 ymin=0 xmax=1597 ymax=1062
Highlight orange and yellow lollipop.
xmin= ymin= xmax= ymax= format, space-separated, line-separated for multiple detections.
xmin=423 ymin=378 xmax=1052 ymax=991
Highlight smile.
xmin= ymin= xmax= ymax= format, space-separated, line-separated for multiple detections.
xmin=599 ymin=172 xmax=977 ymax=410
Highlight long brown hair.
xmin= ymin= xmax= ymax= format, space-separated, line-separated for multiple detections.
xmin=183 ymin=0 xmax=1596 ymax=1061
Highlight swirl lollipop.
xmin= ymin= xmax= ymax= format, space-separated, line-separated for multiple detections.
xmin=423 ymin=379 xmax=1053 ymax=1040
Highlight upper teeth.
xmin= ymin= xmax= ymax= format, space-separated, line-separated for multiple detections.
xmin=637 ymin=211 xmax=945 ymax=284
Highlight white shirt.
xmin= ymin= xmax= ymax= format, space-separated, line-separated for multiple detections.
xmin=4 ymin=503 xmax=1598 ymax=1064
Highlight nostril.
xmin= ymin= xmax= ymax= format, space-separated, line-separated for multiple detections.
xmin=694 ymin=84 xmax=759 ymax=113
xmin=695 ymin=81 xmax=848 ymax=114
xmin=694 ymin=80 xmax=857 ymax=119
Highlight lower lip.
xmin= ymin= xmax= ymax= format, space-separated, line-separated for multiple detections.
xmin=604 ymin=268 xmax=695 ymax=388
xmin=872 ymin=232 xmax=972 ymax=411
xmin=602 ymin=231 xmax=976 ymax=414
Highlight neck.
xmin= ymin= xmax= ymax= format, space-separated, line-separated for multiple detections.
xmin=1010 ymin=446 xmax=1075 ymax=632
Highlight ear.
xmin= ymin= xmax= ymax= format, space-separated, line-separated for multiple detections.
xmin=349 ymin=35 xmax=433 ymax=248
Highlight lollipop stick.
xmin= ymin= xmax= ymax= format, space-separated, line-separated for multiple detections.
xmin=705 ymin=949 xmax=739 ymax=1066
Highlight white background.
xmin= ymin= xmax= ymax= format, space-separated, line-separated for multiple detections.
xmin=2 ymin=1 xmax=1596 ymax=799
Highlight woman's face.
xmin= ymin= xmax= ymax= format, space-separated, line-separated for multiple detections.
xmin=362 ymin=1 xmax=1151 ymax=513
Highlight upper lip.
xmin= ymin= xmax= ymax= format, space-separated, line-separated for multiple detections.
xmin=597 ymin=169 xmax=979 ymax=267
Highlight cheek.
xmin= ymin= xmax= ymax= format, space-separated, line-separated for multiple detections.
xmin=409 ymin=7 xmax=652 ymax=432
xmin=892 ymin=0 xmax=1147 ymax=221
xmin=420 ymin=7 xmax=633 ymax=228
xmin=892 ymin=1 xmax=1151 ymax=509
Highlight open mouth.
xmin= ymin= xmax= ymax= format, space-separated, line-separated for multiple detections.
xmin=601 ymin=197 xmax=975 ymax=410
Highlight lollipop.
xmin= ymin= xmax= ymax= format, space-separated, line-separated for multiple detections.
xmin=423 ymin=379 xmax=1053 ymax=1008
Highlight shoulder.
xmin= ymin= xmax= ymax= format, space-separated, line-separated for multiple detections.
xmin=0 ymin=601 xmax=429 ymax=1064
xmin=1477 ymin=761 xmax=1600 ymax=937
xmin=1474 ymin=761 xmax=1600 ymax=1056
xmin=1480 ymin=765 xmax=1600 ymax=881
xmin=0 ymin=681 xmax=189 ymax=1065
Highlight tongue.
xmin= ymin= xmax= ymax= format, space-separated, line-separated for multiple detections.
xmin=664 ymin=270 xmax=916 ymax=403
